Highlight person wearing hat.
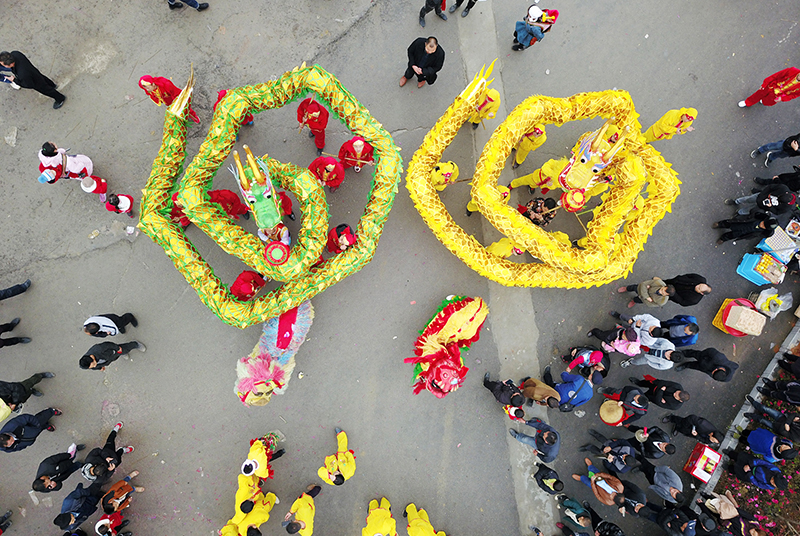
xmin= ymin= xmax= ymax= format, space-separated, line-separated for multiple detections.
xmin=80 ymin=176 xmax=108 ymax=202
xmin=297 ymin=97 xmax=329 ymax=157
xmin=738 ymin=67 xmax=800 ymax=108
xmin=734 ymin=427 xmax=797 ymax=463
xmin=38 ymin=142 xmax=93 ymax=183
xmin=0 ymin=51 xmax=65 ymax=109
xmin=105 ymin=194 xmax=136 ymax=218
xmin=587 ymin=325 xmax=641 ymax=357
xmin=628 ymin=376 xmax=689 ymax=411
xmin=283 ymin=484 xmax=320 ymax=536
xmin=338 ymin=137 xmax=374 ymax=173
xmin=663 ymin=414 xmax=722 ymax=448
xmin=317 ymin=428 xmax=356 ymax=486
xmin=403 ymin=503 xmax=445 ymax=536
xmin=326 ymin=224 xmax=356 ymax=254
xmin=400 ymin=37 xmax=445 ymax=89
xmin=626 ymin=425 xmax=676 ymax=460
xmin=750 ymin=131 xmax=800 ymax=167
xmin=725 ymin=182 xmax=797 ymax=215
xmin=512 ymin=124 xmax=547 ymax=169
xmin=725 ymin=449 xmax=788 ymax=491
xmin=467 ymin=88 xmax=501 ymax=130
xmin=643 ymin=108 xmax=697 ymax=143
xmin=712 ymin=210 xmax=778 ymax=245
xmin=363 ymin=497 xmax=396 ymax=536
xmin=598 ymin=385 xmax=649 ymax=427
xmin=309 ymin=156 xmax=345 ymax=192
xmin=512 ymin=7 xmax=558 ymax=51
xmin=676 ymin=348 xmax=738 ymax=382
xmin=509 ymin=416 xmax=560 ymax=462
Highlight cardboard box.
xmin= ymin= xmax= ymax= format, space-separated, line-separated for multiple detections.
xmin=683 ymin=443 xmax=721 ymax=483
xmin=726 ymin=306 xmax=766 ymax=336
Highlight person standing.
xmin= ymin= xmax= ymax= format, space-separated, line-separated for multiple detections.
xmin=404 ymin=503 xmax=446 ymax=536
xmin=745 ymin=394 xmax=800 ymax=443
xmin=755 ymin=166 xmax=800 ymax=191
xmin=512 ymin=7 xmax=558 ymax=51
xmin=758 ymin=377 xmax=800 ymax=405
xmin=297 ymin=97 xmax=329 ymax=157
xmin=309 ymin=157 xmax=345 ymax=192
xmin=32 ymin=443 xmax=85 ymax=492
xmin=642 ymin=108 xmax=697 ymax=143
xmin=0 ymin=317 xmax=30 ymax=348
xmin=400 ymin=37 xmax=445 ymax=89
xmin=326 ymin=224 xmax=357 ymax=254
xmin=626 ymin=425 xmax=676 ymax=460
xmin=725 ymin=449 xmax=787 ymax=491
xmin=81 ymin=423 xmax=133 ymax=485
xmin=750 ymin=131 xmax=800 ymax=167
xmin=571 ymin=458 xmax=625 ymax=508
xmin=0 ymin=511 xmax=10 ymax=534
xmin=209 ymin=189 xmax=250 ymax=220
xmin=662 ymin=414 xmax=722 ymax=447
xmin=138 ymin=75 xmax=200 ymax=122
xmin=713 ymin=211 xmax=778 ymax=245
xmin=579 ymin=430 xmax=639 ymax=475
xmin=738 ymin=67 xmax=800 ymax=108
xmin=419 ymin=0 xmax=447 ymax=27
xmin=617 ymin=277 xmax=675 ymax=308
xmin=512 ymin=125 xmax=547 ymax=169
xmin=317 ymin=427 xmax=356 ymax=486
xmin=628 ymin=376 xmax=689 ymax=410
xmin=448 ymin=0 xmax=477 ymax=18
xmin=508 ymin=417 xmax=560 ymax=462
xmin=167 ymin=0 xmax=209 ymax=10
xmin=83 ymin=314 xmax=138 ymax=338
xmin=676 ymin=348 xmax=738 ymax=382
xmin=80 ymin=176 xmax=108 ymax=202
xmin=467 ymin=89 xmax=501 ymax=130
xmin=662 ymin=273 xmax=711 ymax=307
xmin=725 ymin=183 xmax=797 ymax=216
xmin=734 ymin=427 xmax=797 ymax=463
xmin=0 ymin=372 xmax=55 ymax=421
xmin=531 ymin=461 xmax=564 ymax=494
xmin=106 ymin=193 xmax=136 ymax=218
xmin=0 ymin=279 xmax=31 ymax=302
xmin=37 ymin=142 xmax=94 ymax=183
xmin=53 ymin=482 xmax=103 ymax=532
xmin=520 ymin=377 xmax=561 ymax=408
xmin=0 ymin=51 xmax=65 ymax=109
xmin=542 ymin=366 xmax=601 ymax=410
xmin=230 ymin=271 xmax=266 ymax=302
xmin=284 ymin=484 xmax=320 ymax=535
xmin=598 ymin=385 xmax=649 ymax=426
xmin=338 ymin=137 xmax=374 ymax=173
xmin=79 ymin=341 xmax=146 ymax=371
xmin=0 ymin=408 xmax=61 ymax=452
xmin=660 ymin=315 xmax=700 ymax=347
xmin=636 ymin=458 xmax=685 ymax=505
xmin=363 ymin=497 xmax=397 ymax=536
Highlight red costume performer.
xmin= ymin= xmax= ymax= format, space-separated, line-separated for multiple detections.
xmin=309 ymin=157 xmax=345 ymax=190
xmin=741 ymin=67 xmax=800 ymax=107
xmin=208 ymin=189 xmax=250 ymax=220
xmin=278 ymin=191 xmax=295 ymax=220
xmin=213 ymin=89 xmax=254 ymax=125
xmin=338 ymin=136 xmax=375 ymax=172
xmin=170 ymin=192 xmax=190 ymax=227
xmin=297 ymin=97 xmax=329 ymax=151
xmin=326 ymin=224 xmax=356 ymax=253
xmin=138 ymin=75 xmax=200 ymax=123
xmin=231 ymin=270 xmax=267 ymax=301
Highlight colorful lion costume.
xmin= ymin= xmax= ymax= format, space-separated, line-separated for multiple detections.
xmin=404 ymin=296 xmax=489 ymax=398
xmin=235 ymin=301 xmax=314 ymax=406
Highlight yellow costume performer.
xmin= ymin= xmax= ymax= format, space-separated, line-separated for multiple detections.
xmin=643 ymin=108 xmax=697 ymax=143
xmin=486 ymin=237 xmax=523 ymax=258
xmin=467 ymin=184 xmax=509 ymax=214
xmin=317 ymin=429 xmax=356 ymax=485
xmin=225 ymin=474 xmax=277 ymax=535
xmin=363 ymin=497 xmax=397 ymax=536
xmin=513 ymin=124 xmax=547 ymax=166
xmin=232 ymin=474 xmax=263 ymax=524
xmin=288 ymin=492 xmax=316 ymax=536
xmin=405 ymin=504 xmax=446 ymax=536
xmin=510 ymin=157 xmax=567 ymax=191
xmin=430 ymin=162 xmax=459 ymax=191
xmin=236 ymin=494 xmax=277 ymax=535
xmin=468 ymin=88 xmax=501 ymax=126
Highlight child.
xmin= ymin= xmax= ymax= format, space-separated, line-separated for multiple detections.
xmin=106 ymin=194 xmax=135 ymax=218
xmin=81 ymin=176 xmax=108 ymax=202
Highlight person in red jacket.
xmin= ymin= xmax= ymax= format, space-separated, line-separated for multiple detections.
xmin=213 ymin=89 xmax=254 ymax=125
xmin=327 ymin=224 xmax=356 ymax=254
xmin=231 ymin=271 xmax=266 ymax=301
xmin=338 ymin=137 xmax=374 ymax=173
xmin=81 ymin=176 xmax=108 ymax=203
xmin=169 ymin=192 xmax=191 ymax=228
xmin=106 ymin=194 xmax=135 ymax=218
xmin=739 ymin=67 xmax=800 ymax=108
xmin=138 ymin=75 xmax=199 ymax=123
xmin=208 ymin=189 xmax=250 ymax=220
xmin=309 ymin=157 xmax=345 ymax=192
xmin=297 ymin=97 xmax=329 ymax=156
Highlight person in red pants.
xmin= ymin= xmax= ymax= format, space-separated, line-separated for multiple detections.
xmin=309 ymin=157 xmax=345 ymax=192
xmin=208 ymin=189 xmax=250 ymax=220
xmin=297 ymin=97 xmax=329 ymax=156
xmin=739 ymin=67 xmax=800 ymax=108
xmin=338 ymin=137 xmax=374 ymax=173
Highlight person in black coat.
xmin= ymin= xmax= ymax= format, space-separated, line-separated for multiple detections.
xmin=755 ymin=165 xmax=800 ymax=191
xmin=662 ymin=414 xmax=722 ymax=447
xmin=662 ymin=273 xmax=711 ymax=306
xmin=53 ymin=482 xmax=103 ymax=532
xmin=727 ymin=183 xmax=797 ymax=215
xmin=79 ymin=341 xmax=145 ymax=371
xmin=32 ymin=444 xmax=85 ymax=492
xmin=629 ymin=376 xmax=689 ymax=410
xmin=400 ymin=37 xmax=445 ymax=88
xmin=676 ymin=348 xmax=738 ymax=382
xmin=0 ymin=51 xmax=65 ymax=108
xmin=778 ymin=352 xmax=800 ymax=379
xmin=745 ymin=394 xmax=800 ymax=443
xmin=0 ymin=372 xmax=55 ymax=412
xmin=0 ymin=408 xmax=60 ymax=452
xmin=627 ymin=425 xmax=676 ymax=459
xmin=483 ymin=373 xmax=525 ymax=408
xmin=713 ymin=210 xmax=778 ymax=244
xmin=81 ymin=423 xmax=132 ymax=484
xmin=531 ymin=461 xmax=563 ymax=495
xmin=647 ymin=504 xmax=696 ymax=536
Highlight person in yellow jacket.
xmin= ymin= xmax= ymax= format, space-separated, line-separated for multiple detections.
xmin=468 ymin=88 xmax=501 ymax=130
xmin=284 ymin=485 xmax=320 ymax=536
xmin=510 ymin=157 xmax=567 ymax=193
xmin=362 ymin=496 xmax=397 ymax=536
xmin=430 ymin=161 xmax=459 ymax=191
xmin=512 ymin=124 xmax=547 ymax=169
xmin=232 ymin=474 xmax=263 ymax=524
xmin=236 ymin=491 xmax=277 ymax=536
xmin=466 ymin=185 xmax=510 ymax=217
xmin=643 ymin=108 xmax=697 ymax=143
xmin=404 ymin=503 xmax=446 ymax=536
xmin=317 ymin=427 xmax=356 ymax=486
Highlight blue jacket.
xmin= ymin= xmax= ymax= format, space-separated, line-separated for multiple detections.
xmin=555 ymin=372 xmax=594 ymax=407
xmin=525 ymin=418 xmax=560 ymax=463
xmin=749 ymin=458 xmax=781 ymax=490
xmin=515 ymin=20 xmax=545 ymax=47
xmin=0 ymin=413 xmax=45 ymax=452
xmin=747 ymin=428 xmax=789 ymax=463
xmin=662 ymin=315 xmax=699 ymax=347
xmin=60 ymin=483 xmax=101 ymax=530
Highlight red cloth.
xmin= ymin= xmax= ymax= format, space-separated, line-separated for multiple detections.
xmin=309 ymin=157 xmax=345 ymax=188
xmin=170 ymin=192 xmax=190 ymax=227
xmin=338 ymin=137 xmax=375 ymax=169
xmin=278 ymin=191 xmax=293 ymax=216
xmin=276 ymin=306 xmax=299 ymax=350
xmin=744 ymin=67 xmax=800 ymax=107
xmin=138 ymin=75 xmax=200 ymax=123
xmin=91 ymin=177 xmax=108 ymax=195
xmin=231 ymin=270 xmax=266 ymax=301
xmin=326 ymin=224 xmax=356 ymax=253
xmin=297 ymin=98 xmax=329 ymax=149
xmin=105 ymin=194 xmax=134 ymax=214
xmin=213 ymin=89 xmax=254 ymax=125
xmin=208 ymin=189 xmax=249 ymax=219
xmin=98 ymin=511 xmax=124 ymax=535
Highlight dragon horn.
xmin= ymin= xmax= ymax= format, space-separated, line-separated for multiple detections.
xmin=602 ymin=125 xmax=631 ymax=163
xmin=243 ymin=145 xmax=266 ymax=186
xmin=168 ymin=64 xmax=195 ymax=118
xmin=484 ymin=58 xmax=497 ymax=81
xmin=233 ymin=151 xmax=250 ymax=190
xmin=591 ymin=119 xmax=613 ymax=152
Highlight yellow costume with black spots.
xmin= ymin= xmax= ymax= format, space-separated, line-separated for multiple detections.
xmin=363 ymin=497 xmax=397 ymax=536
xmin=405 ymin=504 xmax=446 ymax=536
xmin=643 ymin=108 xmax=697 ymax=143
xmin=514 ymin=124 xmax=547 ymax=165
xmin=317 ymin=430 xmax=356 ymax=485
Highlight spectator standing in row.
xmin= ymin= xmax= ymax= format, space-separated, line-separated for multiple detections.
xmin=725 ymin=184 xmax=797 ymax=216
xmin=750 ymin=131 xmax=800 ymax=167
xmin=400 ymin=37 xmax=445 ymax=89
